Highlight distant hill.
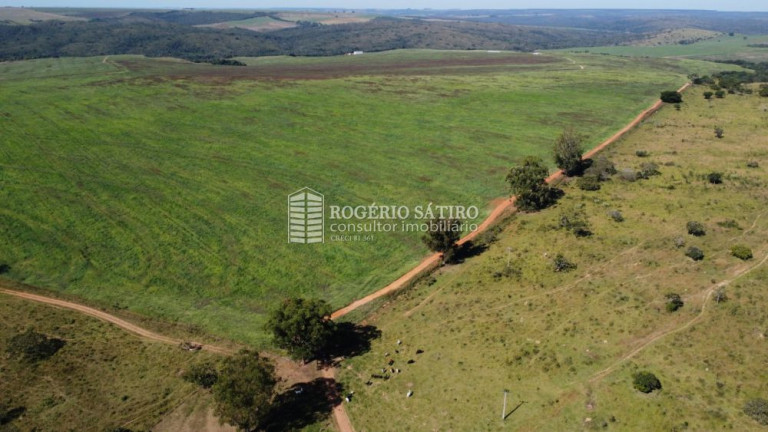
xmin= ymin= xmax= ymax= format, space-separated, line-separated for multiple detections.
xmin=0 ymin=17 xmax=635 ymax=62
xmin=0 ymin=7 xmax=85 ymax=24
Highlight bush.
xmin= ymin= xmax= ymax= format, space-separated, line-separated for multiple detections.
xmin=703 ymin=91 xmax=714 ymax=100
xmin=714 ymin=126 xmax=724 ymax=139
xmin=183 ymin=361 xmax=219 ymax=389
xmin=707 ymin=172 xmax=723 ymax=184
xmin=638 ymin=162 xmax=660 ymax=179
xmin=618 ymin=168 xmax=638 ymax=182
xmin=6 ymin=329 xmax=66 ymax=363
xmin=715 ymin=89 xmax=726 ymax=98
xmin=558 ymin=207 xmax=591 ymax=237
xmin=674 ymin=236 xmax=686 ymax=248
xmin=747 ymin=161 xmax=759 ymax=168
xmin=635 ymin=150 xmax=649 ymax=157
xmin=686 ymin=246 xmax=704 ymax=261
xmin=660 ymin=90 xmax=682 ymax=103
xmin=0 ymin=263 xmax=9 ymax=274
xmin=731 ymin=245 xmax=753 ymax=260
xmin=553 ymin=254 xmax=576 ymax=272
xmin=760 ymin=85 xmax=768 ymax=97
xmin=609 ymin=210 xmax=624 ymax=222
xmin=744 ymin=398 xmax=768 ymax=425
xmin=553 ymin=128 xmax=585 ymax=176
xmin=687 ymin=221 xmax=706 ymax=236
xmin=577 ymin=175 xmax=600 ymax=191
xmin=632 ymin=371 xmax=662 ymax=393
xmin=583 ymin=156 xmax=617 ymax=181
xmin=665 ymin=293 xmax=684 ymax=312
xmin=516 ymin=186 xmax=563 ymax=212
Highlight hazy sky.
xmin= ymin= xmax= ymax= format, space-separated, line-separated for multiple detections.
xmin=2 ymin=0 xmax=766 ymax=12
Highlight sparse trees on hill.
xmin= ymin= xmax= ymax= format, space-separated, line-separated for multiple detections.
xmin=265 ymin=298 xmax=336 ymax=362
xmin=213 ymin=350 xmax=277 ymax=432
xmin=553 ymin=128 xmax=584 ymax=176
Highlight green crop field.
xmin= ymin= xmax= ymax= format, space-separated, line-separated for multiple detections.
xmin=0 ymin=294 xmax=223 ymax=432
xmin=0 ymin=50 xmax=741 ymax=346
xmin=556 ymin=33 xmax=768 ymax=62
xmin=339 ymin=85 xmax=768 ymax=431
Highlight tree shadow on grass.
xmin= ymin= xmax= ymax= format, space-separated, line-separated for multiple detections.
xmin=452 ymin=241 xmax=488 ymax=263
xmin=326 ymin=323 xmax=381 ymax=360
xmin=263 ymin=378 xmax=343 ymax=432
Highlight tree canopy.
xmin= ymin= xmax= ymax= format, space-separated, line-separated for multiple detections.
xmin=265 ymin=298 xmax=336 ymax=361
xmin=213 ymin=350 xmax=277 ymax=432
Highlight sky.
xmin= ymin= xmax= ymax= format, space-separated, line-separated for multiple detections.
xmin=2 ymin=0 xmax=766 ymax=12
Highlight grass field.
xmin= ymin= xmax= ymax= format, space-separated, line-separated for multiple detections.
xmin=0 ymin=7 xmax=85 ymax=24
xmin=0 ymin=50 xmax=741 ymax=346
xmin=0 ymin=294 xmax=223 ymax=432
xmin=557 ymin=33 xmax=768 ymax=62
xmin=339 ymin=85 xmax=768 ymax=431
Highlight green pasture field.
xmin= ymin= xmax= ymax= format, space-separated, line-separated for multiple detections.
xmin=339 ymin=84 xmax=768 ymax=431
xmin=556 ymin=33 xmax=768 ymax=62
xmin=0 ymin=294 xmax=222 ymax=432
xmin=0 ymin=50 xmax=741 ymax=345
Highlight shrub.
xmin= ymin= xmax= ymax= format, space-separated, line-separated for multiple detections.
xmin=632 ymin=371 xmax=662 ymax=393
xmin=553 ymin=254 xmax=577 ymax=272
xmin=686 ymin=246 xmax=704 ymax=261
xmin=7 ymin=329 xmax=66 ymax=363
xmin=635 ymin=150 xmax=649 ymax=157
xmin=714 ymin=126 xmax=724 ymax=139
xmin=665 ymin=293 xmax=684 ymax=312
xmin=747 ymin=161 xmax=759 ymax=168
xmin=618 ymin=169 xmax=638 ymax=182
xmin=744 ymin=398 xmax=768 ymax=425
xmin=713 ymin=287 xmax=727 ymax=303
xmin=707 ymin=172 xmax=723 ymax=184
xmin=660 ymin=90 xmax=682 ymax=103
xmin=0 ymin=263 xmax=9 ymax=274
xmin=687 ymin=221 xmax=706 ymax=236
xmin=674 ymin=236 xmax=686 ymax=248
xmin=609 ymin=210 xmax=624 ymax=222
xmin=577 ymin=175 xmax=601 ymax=191
xmin=731 ymin=245 xmax=753 ymax=260
xmin=553 ymin=128 xmax=585 ymax=176
xmin=517 ymin=186 xmax=563 ymax=212
xmin=703 ymin=91 xmax=714 ymax=100
xmin=760 ymin=85 xmax=768 ymax=97
xmin=717 ymin=219 xmax=741 ymax=229
xmin=183 ymin=361 xmax=219 ymax=389
xmin=715 ymin=89 xmax=726 ymax=98
xmin=559 ymin=207 xmax=591 ymax=237
xmin=638 ymin=162 xmax=660 ymax=179
xmin=583 ymin=156 xmax=617 ymax=181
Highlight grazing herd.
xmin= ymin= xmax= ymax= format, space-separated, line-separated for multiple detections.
xmin=357 ymin=339 xmax=425 ymax=399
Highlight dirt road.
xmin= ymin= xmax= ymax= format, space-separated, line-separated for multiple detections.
xmin=0 ymin=286 xmax=235 ymax=355
xmin=331 ymin=82 xmax=691 ymax=320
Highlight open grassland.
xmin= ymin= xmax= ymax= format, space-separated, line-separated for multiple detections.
xmin=340 ymin=85 xmax=768 ymax=431
xmin=0 ymin=7 xmax=85 ymax=24
xmin=0 ymin=294 xmax=223 ymax=432
xmin=0 ymin=51 xmax=739 ymax=346
xmin=628 ymin=28 xmax=723 ymax=47
xmin=559 ymin=33 xmax=768 ymax=62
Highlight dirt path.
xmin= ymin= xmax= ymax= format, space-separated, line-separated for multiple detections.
xmin=331 ymin=82 xmax=690 ymax=320
xmin=588 ymin=247 xmax=768 ymax=383
xmin=0 ymin=284 xmax=355 ymax=431
xmin=0 ymin=286 xmax=235 ymax=355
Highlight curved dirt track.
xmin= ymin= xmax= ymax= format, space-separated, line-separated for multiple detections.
xmin=0 ymin=284 xmax=355 ymax=431
xmin=331 ymin=82 xmax=691 ymax=320
xmin=0 ymin=286 xmax=235 ymax=355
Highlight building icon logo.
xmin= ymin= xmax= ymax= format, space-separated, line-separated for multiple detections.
xmin=288 ymin=187 xmax=324 ymax=244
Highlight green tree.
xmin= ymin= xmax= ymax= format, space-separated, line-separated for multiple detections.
xmin=265 ymin=298 xmax=336 ymax=362
xmin=422 ymin=218 xmax=462 ymax=263
xmin=506 ymin=156 xmax=549 ymax=195
xmin=213 ymin=350 xmax=276 ymax=432
xmin=660 ymin=90 xmax=682 ymax=103
xmin=182 ymin=361 xmax=219 ymax=389
xmin=553 ymin=128 xmax=584 ymax=176
xmin=506 ymin=156 xmax=561 ymax=212
xmin=632 ymin=371 xmax=662 ymax=393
